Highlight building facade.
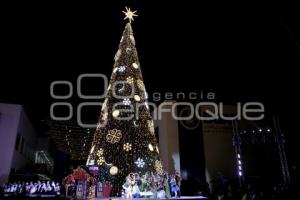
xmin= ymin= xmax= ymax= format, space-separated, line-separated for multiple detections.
xmin=154 ymin=101 xmax=238 ymax=193
xmin=0 ymin=103 xmax=53 ymax=184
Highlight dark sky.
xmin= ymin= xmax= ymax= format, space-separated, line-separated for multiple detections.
xmin=1 ymin=1 xmax=299 ymax=161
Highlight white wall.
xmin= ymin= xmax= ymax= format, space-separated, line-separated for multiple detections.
xmin=154 ymin=101 xmax=181 ymax=174
xmin=201 ymin=105 xmax=236 ymax=187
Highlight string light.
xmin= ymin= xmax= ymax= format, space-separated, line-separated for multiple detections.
xmin=112 ymin=110 xmax=120 ymax=118
xmin=86 ymin=20 xmax=161 ymax=195
xmin=148 ymin=120 xmax=155 ymax=135
xmin=137 ymin=79 xmax=144 ymax=91
xmin=42 ymin=119 xmax=94 ymax=160
xmin=126 ymin=47 xmax=132 ymax=54
xmin=102 ymin=99 xmax=108 ymax=111
xmin=114 ymin=49 xmax=122 ymax=61
xmin=237 ymin=153 xmax=243 ymax=177
xmin=156 ymin=146 xmax=160 ymax=154
xmin=101 ymin=112 xmax=108 ymax=121
xmin=155 ymin=160 xmax=163 ymax=175
xmin=90 ymin=146 xmax=95 ymax=154
xmin=130 ymin=35 xmax=135 ymax=45
xmin=110 ymin=166 xmax=119 ymax=175
xmin=148 ymin=144 xmax=154 ymax=151
xmin=132 ymin=62 xmax=139 ymax=69
xmin=134 ymin=95 xmax=141 ymax=102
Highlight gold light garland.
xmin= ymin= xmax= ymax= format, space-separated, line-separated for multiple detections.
xmin=114 ymin=49 xmax=122 ymax=61
xmin=137 ymin=79 xmax=145 ymax=91
xmin=101 ymin=112 xmax=108 ymax=121
xmin=102 ymin=98 xmax=108 ymax=111
xmin=148 ymin=120 xmax=155 ymax=135
xmin=155 ymin=160 xmax=163 ymax=175
xmin=156 ymin=146 xmax=160 ymax=154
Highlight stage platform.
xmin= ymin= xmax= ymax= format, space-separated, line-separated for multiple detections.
xmin=89 ymin=196 xmax=208 ymax=200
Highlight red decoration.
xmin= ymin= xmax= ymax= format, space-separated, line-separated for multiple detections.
xmin=103 ymin=183 xmax=113 ymax=198
xmin=63 ymin=175 xmax=74 ymax=185
xmin=73 ymin=168 xmax=88 ymax=180
xmin=63 ymin=167 xmax=96 ymax=185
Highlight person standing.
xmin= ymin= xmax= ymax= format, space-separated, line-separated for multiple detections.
xmin=163 ymin=173 xmax=171 ymax=199
xmin=175 ymin=172 xmax=181 ymax=197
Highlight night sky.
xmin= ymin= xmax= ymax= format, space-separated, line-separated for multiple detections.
xmin=1 ymin=1 xmax=298 ymax=165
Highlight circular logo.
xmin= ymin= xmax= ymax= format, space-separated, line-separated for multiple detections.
xmin=179 ymin=107 xmax=200 ymax=130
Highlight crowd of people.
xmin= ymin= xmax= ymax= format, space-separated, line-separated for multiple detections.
xmin=1 ymin=180 xmax=61 ymax=197
xmin=208 ymin=173 xmax=296 ymax=200
xmin=122 ymin=172 xmax=181 ymax=199
xmin=209 ymin=182 xmax=294 ymax=200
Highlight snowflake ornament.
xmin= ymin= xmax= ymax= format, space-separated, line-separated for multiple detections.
xmin=135 ymin=158 xmax=145 ymax=168
xmin=118 ymin=66 xmax=126 ymax=73
xmin=123 ymin=98 xmax=131 ymax=105
xmin=123 ymin=143 xmax=132 ymax=151
xmin=96 ymin=148 xmax=104 ymax=157
xmin=97 ymin=157 xmax=105 ymax=165
xmin=126 ymin=76 xmax=134 ymax=84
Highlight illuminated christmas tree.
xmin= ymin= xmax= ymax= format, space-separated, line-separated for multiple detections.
xmin=86 ymin=8 xmax=162 ymax=195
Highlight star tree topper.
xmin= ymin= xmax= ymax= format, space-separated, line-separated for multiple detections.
xmin=122 ymin=7 xmax=138 ymax=23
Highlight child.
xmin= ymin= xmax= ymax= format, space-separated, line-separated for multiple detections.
xmin=170 ymin=175 xmax=180 ymax=198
